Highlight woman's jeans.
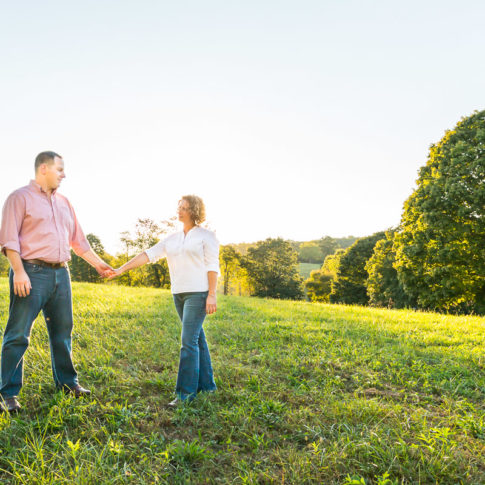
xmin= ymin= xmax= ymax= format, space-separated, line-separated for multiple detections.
xmin=173 ymin=291 xmax=216 ymax=401
xmin=0 ymin=263 xmax=78 ymax=398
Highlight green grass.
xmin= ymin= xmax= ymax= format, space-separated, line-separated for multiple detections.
xmin=0 ymin=277 xmax=484 ymax=484
xmin=299 ymin=263 xmax=321 ymax=279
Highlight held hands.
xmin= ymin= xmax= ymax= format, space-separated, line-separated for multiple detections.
xmin=96 ymin=261 xmax=114 ymax=278
xmin=206 ymin=294 xmax=217 ymax=315
xmin=95 ymin=262 xmax=122 ymax=279
xmin=107 ymin=267 xmax=124 ymax=280
xmin=13 ymin=269 xmax=32 ymax=297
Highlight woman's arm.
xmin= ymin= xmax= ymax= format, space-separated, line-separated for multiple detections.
xmin=206 ymin=270 xmax=218 ymax=314
xmin=109 ymin=251 xmax=149 ymax=279
xmin=203 ymin=231 xmax=220 ymax=314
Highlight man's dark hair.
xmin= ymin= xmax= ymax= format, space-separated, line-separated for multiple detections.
xmin=35 ymin=151 xmax=62 ymax=171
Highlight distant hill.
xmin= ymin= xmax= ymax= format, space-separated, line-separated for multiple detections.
xmin=226 ymin=235 xmax=361 ymax=265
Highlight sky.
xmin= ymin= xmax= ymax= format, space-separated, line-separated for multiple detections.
xmin=1 ymin=1 xmax=484 ymax=254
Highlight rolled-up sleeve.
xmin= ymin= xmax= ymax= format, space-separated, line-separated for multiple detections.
xmin=0 ymin=192 xmax=25 ymax=255
xmin=203 ymin=231 xmax=220 ymax=273
xmin=68 ymin=202 xmax=91 ymax=256
xmin=145 ymin=239 xmax=167 ymax=263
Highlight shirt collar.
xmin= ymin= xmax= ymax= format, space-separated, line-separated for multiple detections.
xmin=29 ymin=179 xmax=57 ymax=196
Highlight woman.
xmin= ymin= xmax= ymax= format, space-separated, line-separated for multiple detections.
xmin=110 ymin=195 xmax=219 ymax=406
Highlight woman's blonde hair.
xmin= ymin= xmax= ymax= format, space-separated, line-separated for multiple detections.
xmin=181 ymin=195 xmax=206 ymax=225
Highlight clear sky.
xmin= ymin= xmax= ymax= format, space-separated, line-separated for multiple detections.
xmin=1 ymin=1 xmax=484 ymax=254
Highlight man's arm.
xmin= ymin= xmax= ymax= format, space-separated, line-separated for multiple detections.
xmin=5 ymin=249 xmax=31 ymax=297
xmin=67 ymin=200 xmax=112 ymax=277
xmin=79 ymin=249 xmax=113 ymax=277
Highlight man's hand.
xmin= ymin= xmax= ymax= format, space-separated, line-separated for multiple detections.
xmin=107 ymin=268 xmax=124 ymax=280
xmin=206 ymin=294 xmax=217 ymax=315
xmin=96 ymin=261 xmax=114 ymax=278
xmin=13 ymin=270 xmax=32 ymax=297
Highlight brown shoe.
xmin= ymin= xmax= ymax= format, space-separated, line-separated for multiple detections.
xmin=63 ymin=384 xmax=91 ymax=398
xmin=1 ymin=396 xmax=21 ymax=413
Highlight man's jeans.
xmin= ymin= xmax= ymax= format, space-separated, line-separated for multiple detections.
xmin=173 ymin=292 xmax=216 ymax=401
xmin=0 ymin=263 xmax=78 ymax=398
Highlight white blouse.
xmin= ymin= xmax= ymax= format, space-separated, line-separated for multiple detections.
xmin=145 ymin=226 xmax=220 ymax=294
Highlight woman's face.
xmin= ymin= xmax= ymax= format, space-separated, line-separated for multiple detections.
xmin=177 ymin=199 xmax=193 ymax=224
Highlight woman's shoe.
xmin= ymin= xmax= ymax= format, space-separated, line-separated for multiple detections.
xmin=167 ymin=398 xmax=180 ymax=408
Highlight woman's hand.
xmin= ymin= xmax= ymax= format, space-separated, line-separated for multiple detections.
xmin=206 ymin=294 xmax=217 ymax=314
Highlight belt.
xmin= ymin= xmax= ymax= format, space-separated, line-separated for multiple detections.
xmin=23 ymin=259 xmax=67 ymax=269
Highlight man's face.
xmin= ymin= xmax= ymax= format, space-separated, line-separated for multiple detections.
xmin=45 ymin=157 xmax=65 ymax=190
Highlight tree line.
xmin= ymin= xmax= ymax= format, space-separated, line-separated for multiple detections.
xmin=306 ymin=110 xmax=485 ymax=315
xmin=0 ymin=111 xmax=482 ymax=314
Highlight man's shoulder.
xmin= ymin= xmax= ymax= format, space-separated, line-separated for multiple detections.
xmin=6 ymin=184 xmax=31 ymax=201
xmin=53 ymin=191 xmax=75 ymax=211
xmin=54 ymin=191 xmax=70 ymax=204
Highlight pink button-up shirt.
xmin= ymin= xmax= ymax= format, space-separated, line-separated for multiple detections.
xmin=0 ymin=180 xmax=91 ymax=263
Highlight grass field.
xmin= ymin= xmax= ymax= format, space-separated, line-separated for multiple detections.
xmin=0 ymin=277 xmax=484 ymax=484
xmin=298 ymin=263 xmax=321 ymax=279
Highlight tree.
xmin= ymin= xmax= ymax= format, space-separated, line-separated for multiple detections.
xmin=317 ymin=236 xmax=339 ymax=260
xmin=304 ymin=249 xmax=344 ymax=302
xmin=330 ymin=232 xmax=385 ymax=305
xmin=133 ymin=218 xmax=171 ymax=288
xmin=365 ymin=230 xmax=415 ymax=309
xmin=334 ymin=236 xmax=359 ymax=250
xmin=243 ymin=238 xmax=304 ymax=299
xmin=305 ymin=270 xmax=333 ymax=302
xmin=220 ymin=245 xmax=241 ymax=295
xmin=219 ymin=245 xmax=250 ymax=296
xmin=70 ymin=234 xmax=113 ymax=283
xmin=322 ymin=249 xmax=345 ymax=276
xmin=394 ymin=110 xmax=485 ymax=314
xmin=114 ymin=218 xmax=172 ymax=288
xmin=298 ymin=242 xmax=324 ymax=263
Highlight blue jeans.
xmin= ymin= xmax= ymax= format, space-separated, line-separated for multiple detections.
xmin=0 ymin=263 xmax=78 ymax=398
xmin=173 ymin=292 xmax=216 ymax=401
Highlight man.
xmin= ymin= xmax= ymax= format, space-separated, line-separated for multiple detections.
xmin=0 ymin=151 xmax=112 ymax=413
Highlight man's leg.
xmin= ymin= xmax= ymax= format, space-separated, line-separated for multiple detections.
xmin=42 ymin=267 xmax=78 ymax=389
xmin=0 ymin=267 xmax=46 ymax=398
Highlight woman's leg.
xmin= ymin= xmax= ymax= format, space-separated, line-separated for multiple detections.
xmin=197 ymin=326 xmax=216 ymax=393
xmin=174 ymin=293 xmax=207 ymax=401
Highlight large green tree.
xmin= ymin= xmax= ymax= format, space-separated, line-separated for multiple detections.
xmin=394 ymin=110 xmax=485 ymax=314
xmin=365 ymin=230 xmax=415 ymax=309
xmin=243 ymin=238 xmax=304 ymax=299
xmin=330 ymin=232 xmax=385 ymax=305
